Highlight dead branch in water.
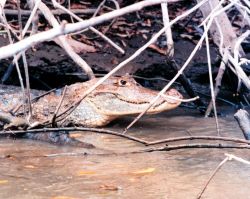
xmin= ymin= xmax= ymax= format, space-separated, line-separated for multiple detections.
xmin=197 ymin=156 xmax=230 ymax=199
xmin=142 ymin=143 xmax=250 ymax=152
xmin=1 ymin=127 xmax=250 ymax=147
xmin=197 ymin=153 xmax=250 ymax=199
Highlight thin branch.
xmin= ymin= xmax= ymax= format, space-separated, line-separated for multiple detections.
xmin=51 ymin=0 xmax=125 ymax=54
xmin=205 ymin=50 xmax=229 ymax=116
xmin=0 ymin=0 xmax=181 ymax=59
xmin=225 ymin=153 xmax=250 ymax=165
xmin=0 ymin=127 xmax=148 ymax=145
xmin=4 ymin=8 xmax=96 ymax=16
xmin=197 ymin=156 xmax=229 ymax=199
xmin=197 ymin=153 xmax=250 ymax=198
xmin=123 ymin=0 xmax=225 ymax=134
xmin=50 ymin=86 xmax=68 ymax=127
xmin=204 ymin=23 xmax=220 ymax=135
xmin=142 ymin=143 xmax=250 ymax=152
xmin=37 ymin=1 xmax=95 ymax=79
xmin=161 ymin=2 xmax=174 ymax=56
xmin=54 ymin=0 xmax=209 ymax=126
xmin=147 ymin=135 xmax=250 ymax=145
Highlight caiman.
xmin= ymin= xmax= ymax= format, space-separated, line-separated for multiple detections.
xmin=0 ymin=76 xmax=183 ymax=129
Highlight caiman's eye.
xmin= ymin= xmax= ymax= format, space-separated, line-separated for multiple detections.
xmin=119 ymin=80 xmax=127 ymax=86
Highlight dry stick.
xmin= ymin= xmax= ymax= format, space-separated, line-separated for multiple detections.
xmin=142 ymin=143 xmax=250 ymax=152
xmin=123 ymin=0 xmax=228 ymax=134
xmin=235 ymin=3 xmax=250 ymax=26
xmin=0 ymin=7 xmax=26 ymax=115
xmin=37 ymin=1 xmax=95 ymax=79
xmin=4 ymin=8 xmax=96 ymax=16
xmin=197 ymin=153 xmax=250 ymax=199
xmin=54 ymin=0 xmax=209 ymax=125
xmin=0 ymin=127 xmax=148 ymax=145
xmin=93 ymin=0 xmax=107 ymax=17
xmin=233 ymin=30 xmax=250 ymax=91
xmin=205 ymin=50 xmax=229 ymax=116
xmin=147 ymin=135 xmax=250 ymax=145
xmin=228 ymin=53 xmax=250 ymax=89
xmin=242 ymin=0 xmax=250 ymax=7
xmin=161 ymin=2 xmax=174 ymax=56
xmin=17 ymin=0 xmax=33 ymax=119
xmin=51 ymin=0 xmax=124 ymax=54
xmin=1 ymin=127 xmax=250 ymax=146
xmin=1 ymin=0 xmax=39 ymax=83
xmin=23 ymin=0 xmax=41 ymax=38
xmin=161 ymin=95 xmax=199 ymax=102
xmin=197 ymin=156 xmax=229 ymax=199
xmin=171 ymin=60 xmax=206 ymax=111
xmin=50 ymin=86 xmax=68 ymax=127
xmin=67 ymin=0 xmax=74 ymax=23
xmin=204 ymin=23 xmax=220 ymax=136
xmin=0 ymin=0 xmax=180 ymax=59
xmin=225 ymin=153 xmax=250 ymax=165
xmin=98 ymin=0 xmax=120 ymax=35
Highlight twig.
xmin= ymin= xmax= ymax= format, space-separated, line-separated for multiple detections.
xmin=161 ymin=2 xmax=174 ymax=56
xmin=197 ymin=156 xmax=229 ymax=199
xmin=18 ymin=0 xmax=33 ymax=119
xmin=54 ymin=0 xmax=209 ymax=127
xmin=51 ymin=0 xmax=125 ymax=54
xmin=197 ymin=153 xmax=250 ymax=198
xmin=147 ymin=135 xmax=250 ymax=145
xmin=204 ymin=23 xmax=220 ymax=136
xmin=142 ymin=143 xmax=250 ymax=152
xmin=2 ymin=124 xmax=249 ymax=146
xmin=123 ymin=0 xmax=223 ymax=134
xmin=50 ymin=86 xmax=68 ymax=127
xmin=23 ymin=0 xmax=41 ymax=38
xmin=92 ymin=0 xmax=107 ymax=17
xmin=4 ymin=8 xmax=96 ymax=16
xmin=225 ymin=153 xmax=250 ymax=165
xmin=160 ymin=94 xmax=199 ymax=102
xmin=0 ymin=6 xmax=26 ymax=115
xmin=0 ymin=0 xmax=180 ymax=59
xmin=170 ymin=60 xmax=206 ymax=110
xmin=37 ymin=1 xmax=95 ymax=79
xmin=205 ymin=50 xmax=229 ymax=116
xmin=0 ymin=127 xmax=148 ymax=145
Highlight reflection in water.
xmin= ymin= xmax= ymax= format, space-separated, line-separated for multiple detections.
xmin=0 ymin=108 xmax=250 ymax=199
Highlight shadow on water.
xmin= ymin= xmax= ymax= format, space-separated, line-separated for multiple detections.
xmin=0 ymin=107 xmax=250 ymax=199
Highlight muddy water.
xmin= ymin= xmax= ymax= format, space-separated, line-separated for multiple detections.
xmin=0 ymin=108 xmax=250 ymax=199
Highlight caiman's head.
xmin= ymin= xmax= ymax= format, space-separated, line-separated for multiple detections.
xmin=87 ymin=76 xmax=183 ymax=117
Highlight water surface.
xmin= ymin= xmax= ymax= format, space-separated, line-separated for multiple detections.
xmin=0 ymin=108 xmax=249 ymax=199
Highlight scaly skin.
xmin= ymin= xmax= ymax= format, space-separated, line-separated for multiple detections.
xmin=0 ymin=76 xmax=183 ymax=128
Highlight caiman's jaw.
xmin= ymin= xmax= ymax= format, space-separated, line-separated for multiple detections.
xmin=87 ymin=76 xmax=183 ymax=117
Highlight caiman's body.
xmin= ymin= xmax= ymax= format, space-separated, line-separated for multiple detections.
xmin=0 ymin=76 xmax=182 ymax=128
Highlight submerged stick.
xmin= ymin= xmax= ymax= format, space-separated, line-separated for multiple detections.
xmin=142 ymin=143 xmax=250 ymax=152
xmin=197 ymin=156 xmax=229 ymax=199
